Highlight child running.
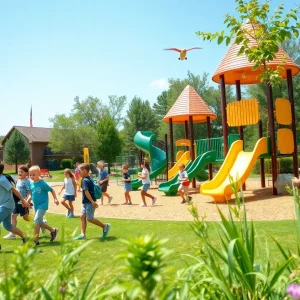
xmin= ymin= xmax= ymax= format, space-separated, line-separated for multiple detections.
xmin=4 ymin=165 xmax=31 ymax=239
xmin=137 ymin=161 xmax=157 ymax=207
xmin=97 ymin=161 xmax=113 ymax=205
xmin=58 ymin=168 xmax=77 ymax=218
xmin=73 ymin=163 xmax=110 ymax=240
xmin=28 ymin=165 xmax=59 ymax=245
xmin=122 ymin=164 xmax=132 ymax=205
xmin=177 ymin=163 xmax=192 ymax=204
xmin=75 ymin=162 xmax=82 ymax=192
xmin=0 ymin=163 xmax=28 ymax=248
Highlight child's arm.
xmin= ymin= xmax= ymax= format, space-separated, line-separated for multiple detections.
xmin=50 ymin=189 xmax=59 ymax=206
xmin=58 ymin=183 xmax=65 ymax=196
xmin=84 ymin=190 xmax=98 ymax=208
xmin=72 ymin=178 xmax=77 ymax=197
xmin=138 ymin=172 xmax=146 ymax=179
xmin=11 ymin=187 xmax=30 ymax=208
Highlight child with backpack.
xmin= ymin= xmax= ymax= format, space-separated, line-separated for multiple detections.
xmin=73 ymin=163 xmax=110 ymax=240
xmin=177 ymin=163 xmax=192 ymax=204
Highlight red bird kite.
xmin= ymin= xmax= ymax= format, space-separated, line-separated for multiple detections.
xmin=164 ymin=47 xmax=202 ymax=60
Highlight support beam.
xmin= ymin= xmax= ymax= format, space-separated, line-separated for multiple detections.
xmin=258 ymin=120 xmax=265 ymax=188
xmin=184 ymin=120 xmax=189 ymax=152
xmin=169 ymin=118 xmax=174 ymax=167
xmin=189 ymin=115 xmax=196 ymax=188
xmin=287 ymin=69 xmax=299 ymax=178
xmin=235 ymin=80 xmax=244 ymax=141
xmin=266 ymin=83 xmax=277 ymax=195
xmin=220 ymin=74 xmax=229 ymax=155
xmin=164 ymin=133 xmax=169 ymax=181
xmin=207 ymin=116 xmax=213 ymax=180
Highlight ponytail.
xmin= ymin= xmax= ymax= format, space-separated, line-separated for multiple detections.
xmin=142 ymin=161 xmax=150 ymax=173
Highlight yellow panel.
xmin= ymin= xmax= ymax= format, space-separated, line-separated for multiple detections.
xmin=275 ymin=98 xmax=292 ymax=125
xmin=175 ymin=139 xmax=191 ymax=147
xmin=277 ymin=129 xmax=294 ymax=154
xmin=227 ymin=99 xmax=259 ymax=126
xmin=83 ymin=147 xmax=90 ymax=164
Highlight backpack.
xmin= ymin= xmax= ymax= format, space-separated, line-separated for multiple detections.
xmin=93 ymin=182 xmax=102 ymax=200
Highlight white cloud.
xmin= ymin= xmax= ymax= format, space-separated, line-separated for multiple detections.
xmin=149 ymin=78 xmax=169 ymax=90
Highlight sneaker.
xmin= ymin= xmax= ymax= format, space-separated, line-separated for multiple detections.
xmin=128 ymin=202 xmax=133 ymax=205
xmin=108 ymin=196 xmax=113 ymax=204
xmin=180 ymin=199 xmax=187 ymax=204
xmin=3 ymin=233 xmax=16 ymax=240
xmin=50 ymin=228 xmax=59 ymax=242
xmin=34 ymin=240 xmax=40 ymax=246
xmin=152 ymin=197 xmax=157 ymax=206
xmin=67 ymin=214 xmax=75 ymax=218
xmin=22 ymin=237 xmax=27 ymax=244
xmin=188 ymin=196 xmax=192 ymax=202
xmin=73 ymin=234 xmax=86 ymax=240
xmin=121 ymin=202 xmax=128 ymax=205
xmin=139 ymin=203 xmax=147 ymax=207
xmin=40 ymin=220 xmax=47 ymax=234
xmin=102 ymin=223 xmax=111 ymax=238
xmin=66 ymin=209 xmax=70 ymax=217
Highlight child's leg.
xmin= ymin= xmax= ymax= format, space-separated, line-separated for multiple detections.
xmin=11 ymin=213 xmax=18 ymax=227
xmin=22 ymin=213 xmax=29 ymax=222
xmin=141 ymin=191 xmax=147 ymax=204
xmin=85 ymin=203 xmax=106 ymax=229
xmin=20 ymin=206 xmax=30 ymax=222
xmin=125 ymin=191 xmax=131 ymax=203
xmin=34 ymin=210 xmax=54 ymax=242
xmin=143 ymin=191 xmax=154 ymax=199
xmin=68 ymin=201 xmax=74 ymax=215
xmin=1 ymin=207 xmax=25 ymax=239
xmin=61 ymin=199 xmax=71 ymax=212
xmin=178 ymin=189 xmax=185 ymax=199
xmin=100 ymin=195 xmax=104 ymax=205
xmin=103 ymin=192 xmax=111 ymax=199
xmin=80 ymin=214 xmax=87 ymax=235
xmin=124 ymin=191 xmax=128 ymax=203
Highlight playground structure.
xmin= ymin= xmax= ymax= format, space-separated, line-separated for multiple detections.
xmin=202 ymin=21 xmax=300 ymax=200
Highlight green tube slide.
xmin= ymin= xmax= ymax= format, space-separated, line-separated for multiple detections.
xmin=158 ymin=151 xmax=216 ymax=196
xmin=131 ymin=131 xmax=166 ymax=191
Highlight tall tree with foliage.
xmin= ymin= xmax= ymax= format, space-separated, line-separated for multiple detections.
xmin=196 ymin=0 xmax=300 ymax=86
xmin=108 ymin=95 xmax=127 ymax=128
xmin=153 ymin=91 xmax=169 ymax=119
xmin=96 ymin=115 xmax=123 ymax=173
xmin=4 ymin=131 xmax=30 ymax=172
xmin=123 ymin=97 xmax=159 ymax=154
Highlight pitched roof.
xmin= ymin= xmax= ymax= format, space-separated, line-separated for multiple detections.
xmin=163 ymin=85 xmax=217 ymax=124
xmin=2 ymin=126 xmax=52 ymax=145
xmin=212 ymin=22 xmax=300 ymax=84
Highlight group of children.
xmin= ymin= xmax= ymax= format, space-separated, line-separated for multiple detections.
xmin=0 ymin=158 xmax=191 ymax=248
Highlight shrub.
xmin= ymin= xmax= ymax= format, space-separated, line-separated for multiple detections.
xmin=72 ymin=155 xmax=84 ymax=165
xmin=61 ymin=159 xmax=73 ymax=169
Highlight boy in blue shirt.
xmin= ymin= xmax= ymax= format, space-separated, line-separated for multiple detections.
xmin=97 ymin=161 xmax=113 ymax=205
xmin=0 ymin=163 xmax=28 ymax=248
xmin=27 ymin=165 xmax=59 ymax=245
xmin=73 ymin=163 xmax=110 ymax=240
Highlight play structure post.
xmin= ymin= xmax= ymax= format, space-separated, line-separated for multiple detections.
xmin=258 ymin=120 xmax=265 ymax=188
xmin=189 ymin=115 xmax=196 ymax=188
xmin=235 ymin=80 xmax=244 ymax=141
xmin=184 ymin=120 xmax=189 ymax=152
xmin=220 ymin=74 xmax=229 ymax=155
xmin=169 ymin=118 xmax=175 ymax=167
xmin=164 ymin=133 xmax=169 ymax=181
xmin=287 ymin=69 xmax=299 ymax=178
xmin=207 ymin=116 xmax=213 ymax=180
xmin=266 ymin=83 xmax=278 ymax=195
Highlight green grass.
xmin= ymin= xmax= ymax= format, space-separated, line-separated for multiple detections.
xmin=0 ymin=214 xmax=298 ymax=284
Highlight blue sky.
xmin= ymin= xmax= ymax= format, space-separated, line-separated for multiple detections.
xmin=0 ymin=0 xmax=297 ymax=135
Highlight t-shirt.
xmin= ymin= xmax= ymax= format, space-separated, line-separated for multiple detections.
xmin=82 ymin=176 xmax=95 ymax=204
xmin=98 ymin=168 xmax=109 ymax=181
xmin=178 ymin=170 xmax=189 ymax=185
xmin=74 ymin=168 xmax=80 ymax=180
xmin=30 ymin=180 xmax=52 ymax=210
xmin=141 ymin=168 xmax=151 ymax=184
xmin=0 ymin=174 xmax=15 ymax=209
xmin=64 ymin=177 xmax=75 ymax=195
xmin=123 ymin=172 xmax=131 ymax=182
xmin=16 ymin=178 xmax=31 ymax=204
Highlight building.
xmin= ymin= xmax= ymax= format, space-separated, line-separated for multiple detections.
xmin=1 ymin=126 xmax=73 ymax=169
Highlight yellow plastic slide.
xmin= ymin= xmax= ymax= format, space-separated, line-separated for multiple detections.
xmin=168 ymin=151 xmax=191 ymax=179
xmin=200 ymin=138 xmax=268 ymax=202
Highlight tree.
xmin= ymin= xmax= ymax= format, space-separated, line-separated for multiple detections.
xmin=4 ymin=131 xmax=30 ymax=172
xmin=123 ymin=97 xmax=159 ymax=154
xmin=153 ymin=91 xmax=169 ymax=119
xmin=96 ymin=115 xmax=123 ymax=173
xmin=108 ymin=95 xmax=127 ymax=128
xmin=196 ymin=0 xmax=300 ymax=86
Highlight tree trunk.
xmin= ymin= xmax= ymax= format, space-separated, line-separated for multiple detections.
xmin=15 ymin=163 xmax=18 ymax=174
xmin=108 ymin=162 xmax=111 ymax=174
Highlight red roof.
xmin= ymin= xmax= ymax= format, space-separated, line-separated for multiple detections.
xmin=212 ymin=22 xmax=300 ymax=84
xmin=163 ymin=85 xmax=217 ymax=124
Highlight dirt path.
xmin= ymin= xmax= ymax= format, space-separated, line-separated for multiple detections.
xmin=46 ymin=180 xmax=296 ymax=222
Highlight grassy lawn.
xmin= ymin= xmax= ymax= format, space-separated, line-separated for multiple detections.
xmin=0 ymin=214 xmax=298 ymax=285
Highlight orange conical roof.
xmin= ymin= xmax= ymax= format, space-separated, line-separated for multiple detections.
xmin=163 ymin=85 xmax=217 ymax=124
xmin=212 ymin=22 xmax=300 ymax=84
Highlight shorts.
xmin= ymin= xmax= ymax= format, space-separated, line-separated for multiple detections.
xmin=63 ymin=194 xmax=75 ymax=201
xmin=34 ymin=209 xmax=47 ymax=225
xmin=81 ymin=202 xmax=95 ymax=220
xmin=100 ymin=181 xmax=108 ymax=193
xmin=142 ymin=183 xmax=150 ymax=191
xmin=124 ymin=182 xmax=132 ymax=192
xmin=13 ymin=203 xmax=29 ymax=217
xmin=178 ymin=184 xmax=189 ymax=194
xmin=0 ymin=206 xmax=14 ymax=231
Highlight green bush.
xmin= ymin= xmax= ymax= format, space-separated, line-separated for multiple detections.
xmin=72 ymin=155 xmax=84 ymax=165
xmin=61 ymin=159 xmax=73 ymax=169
